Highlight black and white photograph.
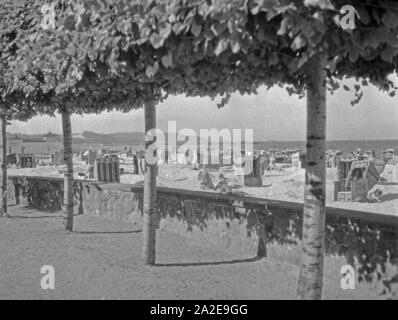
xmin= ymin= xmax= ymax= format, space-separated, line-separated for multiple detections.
xmin=0 ymin=0 xmax=397 ymax=304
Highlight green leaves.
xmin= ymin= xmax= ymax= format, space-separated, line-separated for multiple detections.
xmin=117 ymin=18 xmax=132 ymax=35
xmin=190 ymin=17 xmax=202 ymax=37
xmin=1 ymin=0 xmax=398 ymax=121
xmin=161 ymin=51 xmax=173 ymax=68
xmin=214 ymin=38 xmax=229 ymax=56
xmin=277 ymin=17 xmax=289 ymax=36
xmin=146 ymin=61 xmax=159 ymax=77
xmin=250 ymin=0 xmax=288 ymax=17
xmin=382 ymin=10 xmax=398 ymax=28
xmin=291 ymin=35 xmax=306 ymax=51
xmin=230 ymin=39 xmax=241 ymax=54
xmin=381 ymin=45 xmax=398 ymax=63
xmin=303 ymin=0 xmax=334 ymax=10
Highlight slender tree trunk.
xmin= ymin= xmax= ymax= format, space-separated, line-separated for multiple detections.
xmin=297 ymin=54 xmax=327 ymax=300
xmin=142 ymin=100 xmax=157 ymax=265
xmin=0 ymin=116 xmax=7 ymax=216
xmin=61 ymin=108 xmax=74 ymax=231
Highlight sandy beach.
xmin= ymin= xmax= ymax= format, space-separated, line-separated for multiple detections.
xmin=0 ymin=206 xmax=382 ymax=299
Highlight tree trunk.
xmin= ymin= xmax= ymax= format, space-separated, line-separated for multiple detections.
xmin=61 ymin=109 xmax=74 ymax=231
xmin=0 ymin=116 xmax=7 ymax=216
xmin=297 ymin=54 xmax=327 ymax=300
xmin=142 ymin=101 xmax=157 ymax=265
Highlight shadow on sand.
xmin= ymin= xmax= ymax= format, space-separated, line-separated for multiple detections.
xmin=379 ymin=193 xmax=398 ymax=202
xmin=72 ymin=230 xmax=142 ymax=235
xmin=7 ymin=215 xmax=60 ymax=219
xmin=155 ymin=256 xmax=262 ymax=267
xmin=6 ymin=206 xmax=85 ymax=219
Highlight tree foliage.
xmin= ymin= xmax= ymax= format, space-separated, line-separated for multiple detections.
xmin=4 ymin=0 xmax=398 ymax=109
xmin=1 ymin=0 xmax=161 ymax=116
xmin=0 ymin=1 xmax=44 ymax=121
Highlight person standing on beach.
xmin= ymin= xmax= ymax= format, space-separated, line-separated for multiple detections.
xmin=370 ymin=150 xmax=376 ymax=163
xmin=132 ymin=153 xmax=139 ymax=175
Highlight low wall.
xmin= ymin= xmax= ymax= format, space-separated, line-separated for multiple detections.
xmin=77 ymin=182 xmax=267 ymax=257
xmin=8 ymin=176 xmax=83 ymax=213
xmin=8 ymin=175 xmax=398 ymax=298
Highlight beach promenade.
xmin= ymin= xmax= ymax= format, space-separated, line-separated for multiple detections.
xmin=0 ymin=205 xmax=382 ymax=300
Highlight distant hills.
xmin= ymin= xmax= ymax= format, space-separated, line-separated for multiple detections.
xmin=72 ymin=131 xmax=145 ymax=144
xmin=7 ymin=132 xmax=48 ymax=140
xmin=7 ymin=131 xmax=205 ymax=145
xmin=7 ymin=131 xmax=146 ymax=145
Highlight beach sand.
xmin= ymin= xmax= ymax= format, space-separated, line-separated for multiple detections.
xmin=0 ymin=206 xmax=383 ymax=299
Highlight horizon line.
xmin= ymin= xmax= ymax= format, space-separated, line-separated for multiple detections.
xmin=6 ymin=131 xmax=398 ymax=143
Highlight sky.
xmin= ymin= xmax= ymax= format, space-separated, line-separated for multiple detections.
xmin=8 ymin=81 xmax=398 ymax=141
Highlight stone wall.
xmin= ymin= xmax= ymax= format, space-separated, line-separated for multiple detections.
xmin=6 ymin=177 xmax=271 ymax=257
xmin=81 ymin=183 xmax=266 ymax=257
xmin=9 ymin=176 xmax=83 ymax=213
xmin=82 ymin=184 xmax=142 ymax=223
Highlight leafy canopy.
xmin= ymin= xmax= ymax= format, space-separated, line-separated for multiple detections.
xmin=1 ymin=0 xmax=161 ymax=116
xmin=3 ymin=0 xmax=398 ymax=114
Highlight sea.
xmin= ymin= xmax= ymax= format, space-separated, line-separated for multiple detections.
xmin=253 ymin=140 xmax=398 ymax=156
xmin=101 ymin=140 xmax=398 ymax=157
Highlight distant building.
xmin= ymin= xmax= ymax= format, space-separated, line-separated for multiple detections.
xmin=22 ymin=138 xmax=45 ymax=143
xmin=43 ymin=131 xmax=59 ymax=142
xmin=8 ymin=133 xmax=61 ymax=155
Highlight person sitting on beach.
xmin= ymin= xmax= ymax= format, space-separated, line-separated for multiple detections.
xmin=367 ymin=189 xmax=383 ymax=203
xmin=214 ymin=173 xmax=232 ymax=193
xmin=369 ymin=150 xmax=376 ymax=163
xmin=198 ymin=167 xmax=215 ymax=190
